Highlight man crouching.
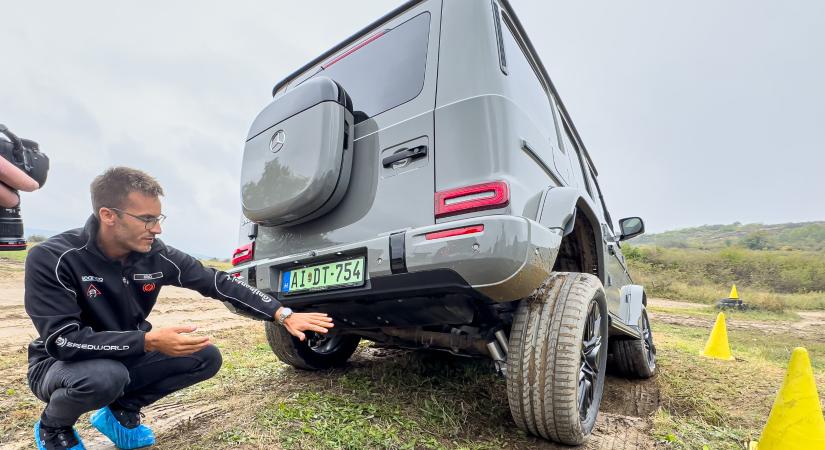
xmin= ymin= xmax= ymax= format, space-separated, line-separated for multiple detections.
xmin=25 ymin=167 xmax=333 ymax=450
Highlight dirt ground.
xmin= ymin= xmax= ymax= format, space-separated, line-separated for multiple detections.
xmin=646 ymin=295 xmax=825 ymax=341
xmin=0 ymin=260 xmax=248 ymax=356
xmin=1 ymin=260 xmax=817 ymax=449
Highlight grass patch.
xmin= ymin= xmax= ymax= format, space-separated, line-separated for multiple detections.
xmin=201 ymin=259 xmax=233 ymax=271
xmin=654 ymin=321 xmax=825 ymax=370
xmin=0 ymin=347 xmax=41 ymax=444
xmin=652 ymin=409 xmax=750 ymax=449
xmin=258 ymin=391 xmax=427 ymax=449
xmin=247 ymin=350 xmax=512 ymax=450
xmin=6 ymin=298 xmax=822 ymax=448
xmin=0 ymin=246 xmax=29 ymax=263
xmin=650 ymin=317 xmax=825 ymax=448
xmin=146 ymin=325 xmax=531 ymax=450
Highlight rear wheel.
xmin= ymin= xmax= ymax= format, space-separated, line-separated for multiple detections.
xmin=265 ymin=322 xmax=360 ymax=370
xmin=609 ymin=307 xmax=656 ymax=378
xmin=506 ymin=272 xmax=609 ymax=445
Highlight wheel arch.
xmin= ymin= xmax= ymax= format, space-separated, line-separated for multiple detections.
xmin=537 ymin=186 xmax=606 ymax=282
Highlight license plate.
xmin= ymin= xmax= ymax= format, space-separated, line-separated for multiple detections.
xmin=281 ymin=256 xmax=365 ymax=294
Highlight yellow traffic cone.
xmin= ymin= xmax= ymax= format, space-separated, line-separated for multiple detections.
xmin=729 ymin=284 xmax=739 ymax=300
xmin=701 ymin=312 xmax=734 ymax=360
xmin=753 ymin=347 xmax=825 ymax=449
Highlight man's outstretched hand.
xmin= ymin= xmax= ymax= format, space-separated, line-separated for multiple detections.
xmin=277 ymin=308 xmax=334 ymax=341
xmin=144 ymin=325 xmax=210 ymax=356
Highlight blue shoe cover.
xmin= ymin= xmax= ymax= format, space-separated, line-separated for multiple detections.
xmin=90 ymin=406 xmax=155 ymax=449
xmin=34 ymin=420 xmax=86 ymax=450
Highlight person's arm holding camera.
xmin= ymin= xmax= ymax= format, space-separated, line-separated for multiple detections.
xmin=0 ymin=124 xmax=48 ymax=208
xmin=0 ymin=158 xmax=39 ymax=207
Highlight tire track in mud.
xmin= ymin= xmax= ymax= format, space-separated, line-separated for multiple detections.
xmin=78 ymin=401 xmax=229 ymax=450
xmin=345 ymin=347 xmax=660 ymax=449
xmin=0 ymin=401 xmax=229 ymax=450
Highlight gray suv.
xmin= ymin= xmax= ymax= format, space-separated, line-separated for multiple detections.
xmin=228 ymin=0 xmax=655 ymax=445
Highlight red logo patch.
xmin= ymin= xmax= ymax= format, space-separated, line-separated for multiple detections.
xmin=86 ymin=283 xmax=102 ymax=298
xmin=143 ymin=283 xmax=156 ymax=293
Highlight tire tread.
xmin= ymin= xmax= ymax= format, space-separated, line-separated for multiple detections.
xmin=506 ymin=272 xmax=608 ymax=445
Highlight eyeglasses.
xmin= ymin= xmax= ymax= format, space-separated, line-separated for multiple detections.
xmin=109 ymin=207 xmax=166 ymax=230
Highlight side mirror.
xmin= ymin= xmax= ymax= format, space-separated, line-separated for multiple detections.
xmin=619 ymin=217 xmax=645 ymax=241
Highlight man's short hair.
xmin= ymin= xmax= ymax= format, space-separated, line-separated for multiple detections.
xmin=91 ymin=167 xmax=164 ymax=216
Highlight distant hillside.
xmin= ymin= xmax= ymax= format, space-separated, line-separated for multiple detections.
xmin=634 ymin=221 xmax=825 ymax=251
xmin=25 ymin=227 xmax=60 ymax=239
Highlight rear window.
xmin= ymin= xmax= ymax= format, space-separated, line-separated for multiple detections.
xmin=307 ymin=12 xmax=431 ymax=123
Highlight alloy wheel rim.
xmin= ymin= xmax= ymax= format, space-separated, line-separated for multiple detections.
xmin=642 ymin=312 xmax=656 ymax=366
xmin=579 ymin=300 xmax=603 ymax=422
xmin=306 ymin=333 xmax=345 ymax=355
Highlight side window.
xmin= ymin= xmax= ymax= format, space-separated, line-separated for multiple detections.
xmin=499 ymin=18 xmax=559 ymax=144
xmin=306 ymin=12 xmax=431 ymax=123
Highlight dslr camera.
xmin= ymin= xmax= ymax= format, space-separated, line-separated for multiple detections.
xmin=0 ymin=124 xmax=49 ymax=251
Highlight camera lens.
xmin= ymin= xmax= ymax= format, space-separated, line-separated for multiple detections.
xmin=0 ymin=206 xmax=27 ymax=251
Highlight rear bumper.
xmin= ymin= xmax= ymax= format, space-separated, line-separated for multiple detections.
xmin=231 ymin=215 xmax=562 ymax=308
xmin=272 ymin=269 xmax=484 ymax=330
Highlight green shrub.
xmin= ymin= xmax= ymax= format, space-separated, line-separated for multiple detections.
xmin=625 ymin=244 xmax=825 ymax=310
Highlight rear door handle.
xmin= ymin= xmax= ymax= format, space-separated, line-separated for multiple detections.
xmin=382 ymin=145 xmax=427 ymax=167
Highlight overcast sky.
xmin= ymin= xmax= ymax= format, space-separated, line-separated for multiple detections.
xmin=2 ymin=1 xmax=823 ymax=257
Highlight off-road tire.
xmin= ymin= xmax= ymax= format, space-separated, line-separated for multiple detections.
xmin=609 ymin=307 xmax=656 ymax=379
xmin=265 ymin=322 xmax=360 ymax=370
xmin=506 ymin=272 xmax=609 ymax=445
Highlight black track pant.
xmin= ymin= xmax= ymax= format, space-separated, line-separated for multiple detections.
xmin=29 ymin=345 xmax=222 ymax=428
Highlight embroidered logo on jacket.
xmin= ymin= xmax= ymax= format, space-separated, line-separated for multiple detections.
xmin=133 ymin=272 xmax=163 ymax=281
xmin=227 ymin=274 xmax=273 ymax=303
xmin=81 ymin=275 xmax=104 ymax=282
xmin=55 ymin=336 xmax=129 ymax=351
xmin=86 ymin=284 xmax=102 ymax=299
xmin=143 ymin=283 xmax=157 ymax=293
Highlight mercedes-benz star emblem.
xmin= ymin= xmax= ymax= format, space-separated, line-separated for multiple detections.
xmin=270 ymin=129 xmax=286 ymax=153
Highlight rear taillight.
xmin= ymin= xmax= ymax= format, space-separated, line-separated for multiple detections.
xmin=425 ymin=225 xmax=484 ymax=241
xmin=434 ymin=181 xmax=510 ymax=218
xmin=322 ymin=30 xmax=387 ymax=69
xmin=231 ymin=242 xmax=254 ymax=266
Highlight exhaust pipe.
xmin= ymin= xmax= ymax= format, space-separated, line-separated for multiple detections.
xmin=486 ymin=340 xmax=507 ymax=376
xmin=494 ymin=329 xmax=509 ymax=355
xmin=381 ymin=327 xmax=509 ymax=375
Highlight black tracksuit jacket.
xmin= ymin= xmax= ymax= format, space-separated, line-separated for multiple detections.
xmin=25 ymin=215 xmax=280 ymax=383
